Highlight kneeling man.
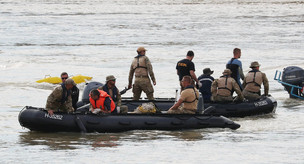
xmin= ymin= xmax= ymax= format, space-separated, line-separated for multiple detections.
xmin=89 ymin=89 xmax=117 ymax=114
xmin=46 ymin=78 xmax=76 ymax=115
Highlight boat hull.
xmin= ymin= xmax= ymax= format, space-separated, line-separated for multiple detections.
xmin=18 ymin=106 xmax=240 ymax=133
xmin=203 ymin=96 xmax=277 ymax=117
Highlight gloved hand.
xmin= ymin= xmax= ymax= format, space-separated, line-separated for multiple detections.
xmin=92 ymin=108 xmax=101 ymax=114
xmin=197 ymin=81 xmax=202 ymax=88
xmin=117 ymin=107 xmax=121 ymax=113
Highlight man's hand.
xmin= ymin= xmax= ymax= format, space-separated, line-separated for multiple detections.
xmin=128 ymin=84 xmax=132 ymax=89
xmin=100 ymin=110 xmax=110 ymax=114
xmin=48 ymin=110 xmax=54 ymax=115
xmin=92 ymin=108 xmax=101 ymax=114
xmin=197 ymin=81 xmax=202 ymax=88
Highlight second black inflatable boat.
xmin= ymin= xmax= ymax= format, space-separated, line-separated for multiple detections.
xmin=77 ymin=82 xmax=277 ymax=117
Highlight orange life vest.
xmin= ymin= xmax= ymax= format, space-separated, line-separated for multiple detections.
xmin=89 ymin=90 xmax=116 ymax=112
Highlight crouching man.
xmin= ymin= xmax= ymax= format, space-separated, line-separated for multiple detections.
xmin=167 ymin=75 xmax=199 ymax=114
xmin=89 ymin=89 xmax=117 ymax=114
xmin=46 ymin=78 xmax=76 ymax=115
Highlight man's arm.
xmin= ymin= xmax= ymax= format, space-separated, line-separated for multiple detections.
xmin=168 ymin=98 xmax=183 ymax=111
xmin=239 ymin=67 xmax=245 ymax=80
xmin=104 ymin=97 xmax=112 ymax=113
xmin=128 ymin=65 xmax=134 ymax=89
xmin=65 ymin=95 xmax=74 ymax=113
xmin=211 ymin=80 xmax=218 ymax=100
xmin=242 ymin=76 xmax=247 ymax=89
xmin=146 ymin=57 xmax=156 ymax=85
xmin=190 ymin=70 xmax=199 ymax=84
xmin=232 ymin=80 xmax=244 ymax=101
xmin=116 ymin=88 xmax=121 ymax=107
xmin=262 ymin=73 xmax=269 ymax=95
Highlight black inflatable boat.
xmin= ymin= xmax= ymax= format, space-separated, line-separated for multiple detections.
xmin=121 ymin=96 xmax=277 ymax=117
xmin=18 ymin=106 xmax=240 ymax=133
xmin=77 ymin=82 xmax=277 ymax=117
xmin=202 ymin=95 xmax=277 ymax=117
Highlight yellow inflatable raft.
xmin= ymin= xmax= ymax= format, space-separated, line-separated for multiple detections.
xmin=71 ymin=75 xmax=93 ymax=84
xmin=36 ymin=75 xmax=92 ymax=84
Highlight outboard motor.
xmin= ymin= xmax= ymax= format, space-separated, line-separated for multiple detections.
xmin=76 ymin=82 xmax=104 ymax=107
xmin=282 ymin=66 xmax=304 ymax=98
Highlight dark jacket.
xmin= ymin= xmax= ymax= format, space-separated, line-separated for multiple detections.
xmin=198 ymin=74 xmax=214 ymax=102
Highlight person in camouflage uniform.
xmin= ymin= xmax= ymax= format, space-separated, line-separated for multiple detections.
xmin=128 ymin=47 xmax=156 ymax=100
xmin=211 ymin=69 xmax=244 ymax=102
xmin=45 ymin=78 xmax=76 ymax=115
xmin=242 ymin=61 xmax=269 ymax=101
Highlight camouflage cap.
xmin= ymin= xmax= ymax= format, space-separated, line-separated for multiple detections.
xmin=65 ymin=78 xmax=76 ymax=86
xmin=222 ymin=69 xmax=232 ymax=75
xmin=203 ymin=68 xmax=214 ymax=75
xmin=106 ymin=75 xmax=116 ymax=82
xmin=137 ymin=47 xmax=147 ymax=52
xmin=250 ymin=61 xmax=261 ymax=68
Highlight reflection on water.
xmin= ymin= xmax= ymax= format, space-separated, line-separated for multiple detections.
xmin=281 ymin=98 xmax=304 ymax=108
xmin=19 ymin=132 xmax=88 ymax=150
xmin=121 ymin=130 xmax=206 ymax=141
xmin=18 ymin=129 xmax=214 ymax=150
xmin=233 ymin=113 xmax=276 ymax=122
xmin=92 ymin=135 xmax=120 ymax=148
xmin=19 ymin=131 xmax=124 ymax=149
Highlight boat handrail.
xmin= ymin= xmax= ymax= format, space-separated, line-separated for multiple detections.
xmin=274 ymin=70 xmax=304 ymax=100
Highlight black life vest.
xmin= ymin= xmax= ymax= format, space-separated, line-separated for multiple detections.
xmin=226 ymin=58 xmax=239 ymax=81
xmin=102 ymin=84 xmax=118 ymax=102
xmin=246 ymin=69 xmax=261 ymax=87
xmin=60 ymin=83 xmax=70 ymax=104
xmin=71 ymin=86 xmax=79 ymax=109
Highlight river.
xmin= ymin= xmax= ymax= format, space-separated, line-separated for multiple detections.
xmin=0 ymin=0 xmax=304 ymax=163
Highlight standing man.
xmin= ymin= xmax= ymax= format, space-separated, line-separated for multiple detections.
xmin=128 ymin=47 xmax=156 ymax=100
xmin=211 ymin=69 xmax=244 ymax=103
xmin=198 ymin=68 xmax=214 ymax=103
xmin=176 ymin=50 xmax=201 ymax=90
xmin=61 ymin=72 xmax=79 ymax=110
xmin=168 ymin=76 xmax=199 ymax=114
xmin=226 ymin=48 xmax=245 ymax=90
xmin=46 ymin=78 xmax=76 ymax=115
xmin=242 ymin=61 xmax=269 ymax=101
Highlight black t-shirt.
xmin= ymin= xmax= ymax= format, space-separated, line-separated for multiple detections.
xmin=176 ymin=59 xmax=195 ymax=81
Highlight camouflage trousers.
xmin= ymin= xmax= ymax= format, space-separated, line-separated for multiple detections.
xmin=167 ymin=106 xmax=196 ymax=114
xmin=243 ymin=90 xmax=260 ymax=101
xmin=47 ymin=102 xmax=74 ymax=113
xmin=212 ymin=94 xmax=233 ymax=103
xmin=132 ymin=77 xmax=154 ymax=100
xmin=118 ymin=105 xmax=128 ymax=113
